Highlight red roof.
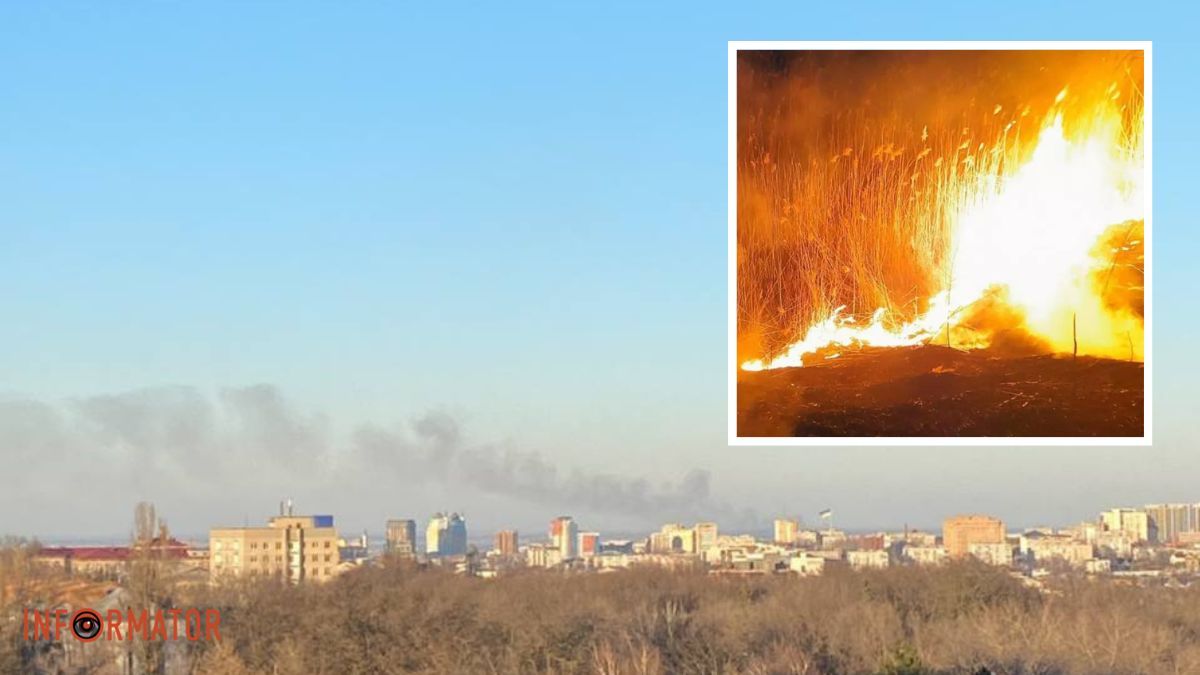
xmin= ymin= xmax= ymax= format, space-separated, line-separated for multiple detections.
xmin=37 ymin=541 xmax=190 ymax=561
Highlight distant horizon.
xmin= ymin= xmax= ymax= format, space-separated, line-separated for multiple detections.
xmin=21 ymin=499 xmax=1195 ymax=548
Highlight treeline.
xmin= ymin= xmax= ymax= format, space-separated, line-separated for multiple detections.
xmin=184 ymin=561 xmax=1199 ymax=674
xmin=5 ymin=553 xmax=1200 ymax=674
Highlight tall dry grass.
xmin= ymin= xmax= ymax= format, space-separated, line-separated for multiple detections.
xmin=736 ymin=50 xmax=1145 ymax=364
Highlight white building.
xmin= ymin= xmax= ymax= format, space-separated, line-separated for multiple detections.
xmin=967 ymin=542 xmax=1013 ymax=566
xmin=788 ymin=552 xmax=826 ymax=576
xmin=847 ymin=549 xmax=889 ymax=570
xmin=774 ymin=519 xmax=799 ymax=545
xmin=550 ymin=516 xmax=579 ymax=559
xmin=1021 ymin=533 xmax=1094 ymax=567
xmin=694 ymin=522 xmax=719 ymax=551
xmin=650 ymin=523 xmax=697 ymax=554
xmin=1100 ymin=508 xmax=1151 ymax=543
xmin=525 ymin=543 xmax=563 ymax=568
xmin=904 ymin=546 xmax=947 ymax=566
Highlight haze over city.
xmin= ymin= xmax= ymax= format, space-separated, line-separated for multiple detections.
xmin=3 ymin=3 xmax=1199 ymax=541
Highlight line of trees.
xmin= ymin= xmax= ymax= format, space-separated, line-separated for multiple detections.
xmin=5 ymin=533 xmax=1200 ymax=674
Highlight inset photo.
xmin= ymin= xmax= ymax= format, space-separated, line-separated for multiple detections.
xmin=730 ymin=43 xmax=1149 ymax=443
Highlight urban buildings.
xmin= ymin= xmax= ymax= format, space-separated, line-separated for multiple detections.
xmin=385 ymin=519 xmax=417 ymax=557
xmin=340 ymin=531 xmax=370 ymax=566
xmin=35 ymin=537 xmax=193 ymax=577
xmin=774 ymin=518 xmax=799 ymax=545
xmin=67 ymin=499 xmax=1200 ymax=589
xmin=695 ymin=522 xmax=719 ymax=551
xmin=550 ymin=516 xmax=579 ymax=559
xmin=495 ymin=529 xmax=519 ymax=557
xmin=1144 ymin=503 xmax=1200 ymax=543
xmin=903 ymin=546 xmax=947 ymax=566
xmin=943 ymin=515 xmax=1005 ymax=559
xmin=525 ymin=542 xmax=562 ymax=568
xmin=967 ymin=542 xmax=1014 ymax=567
xmin=1020 ymin=532 xmax=1094 ymax=567
xmin=579 ymin=531 xmax=600 ymax=558
xmin=649 ymin=523 xmax=697 ymax=554
xmin=847 ymin=549 xmax=889 ymax=570
xmin=426 ymin=512 xmax=468 ymax=556
xmin=210 ymin=508 xmax=340 ymax=583
xmin=788 ymin=552 xmax=826 ymax=576
xmin=1101 ymin=508 xmax=1152 ymax=543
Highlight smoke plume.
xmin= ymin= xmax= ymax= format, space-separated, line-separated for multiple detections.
xmin=0 ymin=385 xmax=754 ymax=533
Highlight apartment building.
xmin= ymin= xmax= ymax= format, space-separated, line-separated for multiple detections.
xmin=210 ymin=512 xmax=340 ymax=583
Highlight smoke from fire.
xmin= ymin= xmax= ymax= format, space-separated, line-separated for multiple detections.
xmin=737 ymin=50 xmax=1145 ymax=370
xmin=0 ymin=384 xmax=753 ymax=529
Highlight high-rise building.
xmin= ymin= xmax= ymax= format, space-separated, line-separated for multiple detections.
xmin=943 ymin=515 xmax=1005 ymax=559
xmin=386 ymin=519 xmax=417 ymax=557
xmin=1100 ymin=508 xmax=1151 ymax=543
xmin=1144 ymin=504 xmax=1200 ymax=543
xmin=649 ymin=523 xmax=696 ymax=553
xmin=426 ymin=517 xmax=442 ymax=555
xmin=774 ymin=518 xmax=799 ymax=545
xmin=210 ymin=509 xmax=340 ymax=583
xmin=550 ymin=516 xmax=579 ymax=559
xmin=579 ymin=531 xmax=600 ymax=558
xmin=495 ymin=529 xmax=519 ymax=556
xmin=426 ymin=512 xmax=468 ymax=556
xmin=694 ymin=522 xmax=719 ymax=551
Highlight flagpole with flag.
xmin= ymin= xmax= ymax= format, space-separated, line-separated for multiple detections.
xmin=819 ymin=508 xmax=833 ymax=534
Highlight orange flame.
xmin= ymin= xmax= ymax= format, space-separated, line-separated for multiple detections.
xmin=742 ymin=87 xmax=1144 ymax=372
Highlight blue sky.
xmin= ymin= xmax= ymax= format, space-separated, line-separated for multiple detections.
xmin=2 ymin=2 xmax=1197 ymax=538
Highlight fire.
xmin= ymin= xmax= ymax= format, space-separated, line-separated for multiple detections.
xmin=742 ymin=80 xmax=1144 ymax=372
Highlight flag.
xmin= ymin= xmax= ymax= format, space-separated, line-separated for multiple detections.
xmin=818 ymin=509 xmax=832 ymax=519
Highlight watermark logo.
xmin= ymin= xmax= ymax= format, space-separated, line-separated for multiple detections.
xmin=71 ymin=609 xmax=102 ymax=642
xmin=23 ymin=608 xmax=221 ymax=642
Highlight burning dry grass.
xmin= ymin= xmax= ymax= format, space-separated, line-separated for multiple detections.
xmin=736 ymin=50 xmax=1145 ymax=369
xmin=737 ymin=345 xmax=1143 ymax=437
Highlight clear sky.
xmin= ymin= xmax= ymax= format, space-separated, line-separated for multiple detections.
xmin=2 ymin=2 xmax=1197 ymax=540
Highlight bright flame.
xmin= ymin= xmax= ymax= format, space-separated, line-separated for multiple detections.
xmin=743 ymin=90 xmax=1144 ymax=371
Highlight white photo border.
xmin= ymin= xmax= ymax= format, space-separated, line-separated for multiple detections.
xmin=727 ymin=40 xmax=1152 ymax=446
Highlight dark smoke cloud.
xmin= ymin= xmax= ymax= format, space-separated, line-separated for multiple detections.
xmin=350 ymin=411 xmax=754 ymax=525
xmin=0 ymin=385 xmax=755 ymax=529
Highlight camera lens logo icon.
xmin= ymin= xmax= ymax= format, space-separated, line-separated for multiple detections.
xmin=71 ymin=609 xmax=102 ymax=642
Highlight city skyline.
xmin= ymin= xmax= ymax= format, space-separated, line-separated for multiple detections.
xmin=26 ymin=497 xmax=1200 ymax=549
xmin=34 ymin=499 xmax=1200 ymax=584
